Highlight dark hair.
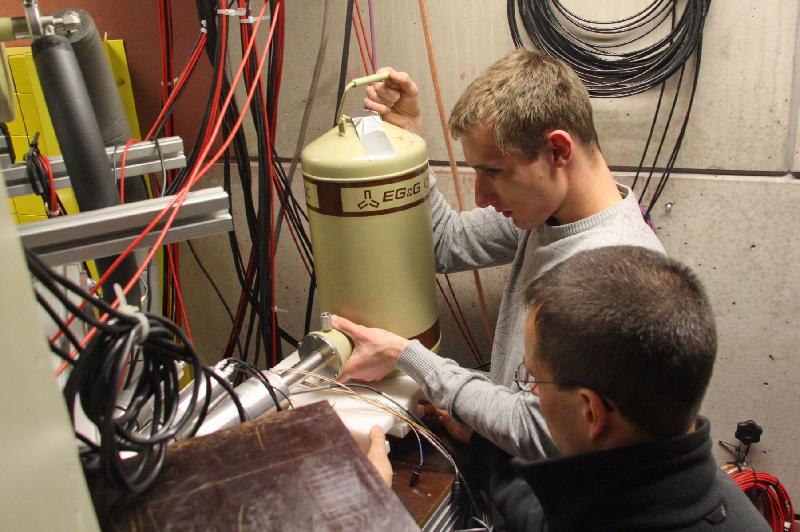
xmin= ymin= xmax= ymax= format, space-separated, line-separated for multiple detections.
xmin=526 ymin=246 xmax=717 ymax=440
xmin=448 ymin=49 xmax=600 ymax=159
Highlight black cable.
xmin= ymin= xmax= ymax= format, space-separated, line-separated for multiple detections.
xmin=507 ymin=0 xmax=710 ymax=97
xmin=304 ymin=273 xmax=316 ymax=336
xmin=186 ymin=240 xmax=244 ymax=357
xmin=34 ymin=289 xmax=82 ymax=357
xmin=221 ymin=357 xmax=289 ymax=410
xmin=24 ymin=133 xmax=66 ymax=216
xmin=26 ymin=247 xmax=250 ymax=493
xmin=335 ymin=0 xmax=356 ymax=126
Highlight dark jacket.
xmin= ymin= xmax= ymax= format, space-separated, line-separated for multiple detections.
xmin=470 ymin=417 xmax=770 ymax=531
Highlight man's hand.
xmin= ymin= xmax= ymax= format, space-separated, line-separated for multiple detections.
xmin=363 ymin=67 xmax=422 ymax=135
xmin=331 ymin=315 xmax=409 ymax=383
xmin=421 ymin=401 xmax=474 ymax=444
xmin=365 ymin=425 xmax=393 ymax=488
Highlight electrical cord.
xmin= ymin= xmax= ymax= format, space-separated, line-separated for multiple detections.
xmin=27 ymin=247 xmax=246 ymax=493
xmin=508 ymin=0 xmax=711 ymax=97
xmin=723 ymin=465 xmax=795 ymax=532
xmin=220 ymin=357 xmax=290 ymax=410
xmin=437 ymin=276 xmax=484 ymax=366
xmin=24 ymin=133 xmax=65 ymax=217
xmin=186 ymin=240 xmax=244 ymax=357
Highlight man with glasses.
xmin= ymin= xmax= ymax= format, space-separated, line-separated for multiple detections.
xmin=364 ymin=246 xmax=769 ymax=530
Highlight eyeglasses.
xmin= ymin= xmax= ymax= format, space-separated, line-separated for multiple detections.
xmin=514 ymin=362 xmax=615 ymax=411
xmin=514 ymin=362 xmax=568 ymax=393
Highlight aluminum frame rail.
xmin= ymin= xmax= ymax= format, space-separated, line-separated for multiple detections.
xmin=18 ymin=186 xmax=232 ymax=266
xmin=2 ymin=136 xmax=185 ymax=198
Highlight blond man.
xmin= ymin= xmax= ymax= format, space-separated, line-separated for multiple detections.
xmin=336 ymin=50 xmax=664 ymax=459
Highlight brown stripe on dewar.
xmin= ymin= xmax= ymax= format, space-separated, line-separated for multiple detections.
xmin=304 ymin=165 xmax=429 ymax=216
xmin=303 ymin=164 xmax=428 ymax=188
xmin=306 ymin=194 xmax=430 ymax=217
xmin=411 ymin=319 xmax=440 ymax=350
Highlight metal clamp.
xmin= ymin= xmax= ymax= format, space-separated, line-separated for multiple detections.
xmin=17 ymin=2 xmax=80 ymax=39
xmin=217 ymin=7 xmax=246 ymax=16
xmin=113 ymin=284 xmax=149 ymax=344
xmin=240 ymin=15 xmax=270 ymax=24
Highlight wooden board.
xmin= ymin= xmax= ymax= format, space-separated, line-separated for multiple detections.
xmin=89 ymin=401 xmax=419 ymax=531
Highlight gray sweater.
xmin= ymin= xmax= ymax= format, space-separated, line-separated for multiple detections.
xmin=397 ymin=170 xmax=666 ymax=459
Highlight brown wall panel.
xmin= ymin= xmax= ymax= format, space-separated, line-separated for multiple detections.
xmin=0 ymin=0 xmax=209 ymax=147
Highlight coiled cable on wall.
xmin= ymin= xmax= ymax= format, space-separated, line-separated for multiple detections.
xmin=722 ymin=465 xmax=795 ymax=532
xmin=507 ymin=0 xmax=711 ymax=98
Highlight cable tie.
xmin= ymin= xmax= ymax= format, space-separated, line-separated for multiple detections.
xmin=113 ymin=284 xmax=150 ymax=344
xmin=240 ymin=15 xmax=270 ymax=24
xmin=217 ymin=7 xmax=246 ymax=16
xmin=200 ymin=20 xmax=207 ymax=33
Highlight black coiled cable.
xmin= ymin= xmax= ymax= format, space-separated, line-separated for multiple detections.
xmin=26 ymin=248 xmax=245 ymax=492
xmin=508 ymin=0 xmax=711 ymax=98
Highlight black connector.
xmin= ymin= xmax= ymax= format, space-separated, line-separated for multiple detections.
xmin=735 ymin=420 xmax=763 ymax=445
xmin=409 ymin=466 xmax=422 ymax=487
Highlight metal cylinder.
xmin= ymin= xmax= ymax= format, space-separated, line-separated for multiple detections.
xmin=301 ymin=118 xmax=440 ymax=350
xmin=32 ymin=34 xmax=140 ymax=302
xmin=194 ymin=370 xmax=289 ymax=437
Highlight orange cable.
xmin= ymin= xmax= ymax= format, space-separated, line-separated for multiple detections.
xmin=118 ymin=137 xmax=140 ymax=204
xmin=351 ymin=13 xmax=371 ymax=75
xmin=417 ymin=0 xmax=494 ymax=344
xmin=353 ymin=0 xmax=374 ymax=67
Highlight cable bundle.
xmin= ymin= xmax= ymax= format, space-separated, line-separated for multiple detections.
xmin=507 ymin=0 xmax=711 ymax=98
xmin=24 ymin=133 xmax=64 ymax=217
xmin=724 ymin=466 xmax=795 ymax=532
xmin=27 ymin=249 xmax=243 ymax=492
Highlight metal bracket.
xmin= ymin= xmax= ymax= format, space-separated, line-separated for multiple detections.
xmin=2 ymin=136 xmax=186 ymax=198
xmin=18 ymin=186 xmax=232 ymax=266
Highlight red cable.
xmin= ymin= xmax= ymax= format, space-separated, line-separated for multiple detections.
xmin=238 ymin=2 xmax=282 ymax=362
xmin=354 ymin=0 xmax=374 ymax=68
xmin=270 ymin=4 xmax=285 ymax=140
xmin=145 ymin=32 xmax=206 ymax=141
xmin=165 ymin=244 xmax=192 ymax=344
xmin=223 ymin=251 xmax=257 ymax=358
xmin=117 ymin=138 xmax=140 ymax=205
xmin=38 ymin=153 xmax=58 ymax=215
xmin=726 ymin=467 xmax=795 ymax=532
xmin=444 ymin=274 xmax=483 ymax=364
xmin=54 ymin=2 xmax=280 ymax=376
xmin=351 ymin=13 xmax=371 ymax=76
xmin=436 ymin=277 xmax=483 ymax=366
xmin=200 ymin=16 xmax=228 ymax=150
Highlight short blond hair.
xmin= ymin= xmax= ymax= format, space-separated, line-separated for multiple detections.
xmin=449 ymin=49 xmax=599 ymax=159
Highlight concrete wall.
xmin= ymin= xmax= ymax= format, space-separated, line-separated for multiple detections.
xmin=183 ymin=0 xmax=800 ymax=500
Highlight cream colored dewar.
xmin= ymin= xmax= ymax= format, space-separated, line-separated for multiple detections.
xmin=301 ymin=116 xmax=440 ymax=352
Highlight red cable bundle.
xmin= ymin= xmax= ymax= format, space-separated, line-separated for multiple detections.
xmin=725 ymin=466 xmax=795 ymax=531
xmin=53 ymin=1 xmax=281 ymax=376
